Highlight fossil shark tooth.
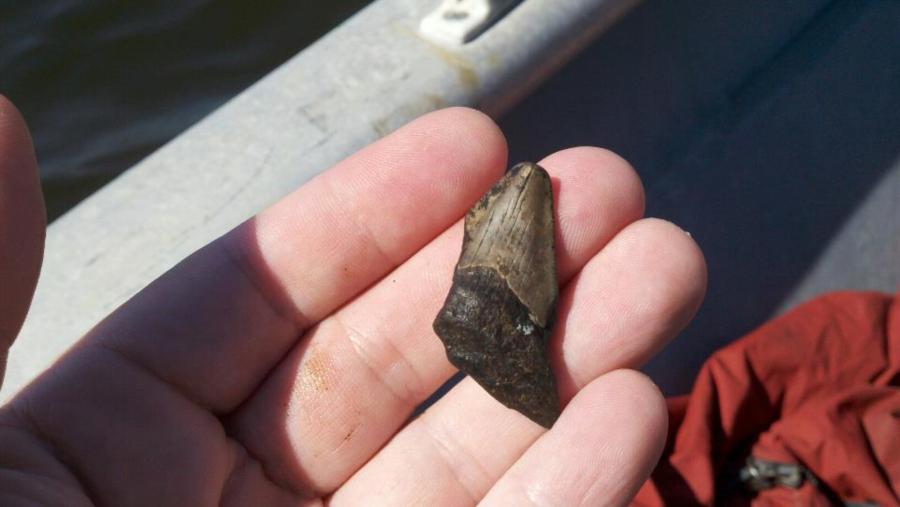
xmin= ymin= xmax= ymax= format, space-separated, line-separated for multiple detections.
xmin=433 ymin=162 xmax=560 ymax=428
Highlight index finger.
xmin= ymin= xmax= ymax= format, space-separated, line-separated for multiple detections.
xmin=78 ymin=107 xmax=508 ymax=412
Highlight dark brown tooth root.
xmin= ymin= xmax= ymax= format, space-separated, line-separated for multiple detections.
xmin=433 ymin=162 xmax=560 ymax=428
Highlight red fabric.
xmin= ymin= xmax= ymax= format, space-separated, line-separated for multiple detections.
xmin=634 ymin=291 xmax=900 ymax=506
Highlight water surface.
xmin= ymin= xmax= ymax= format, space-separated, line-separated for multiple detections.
xmin=1 ymin=1 xmax=371 ymax=219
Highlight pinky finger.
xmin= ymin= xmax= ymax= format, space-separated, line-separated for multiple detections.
xmin=480 ymin=370 xmax=667 ymax=507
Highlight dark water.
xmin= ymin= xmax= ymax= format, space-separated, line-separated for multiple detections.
xmin=0 ymin=1 xmax=371 ymax=219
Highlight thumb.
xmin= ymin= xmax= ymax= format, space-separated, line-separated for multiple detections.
xmin=0 ymin=95 xmax=45 ymax=387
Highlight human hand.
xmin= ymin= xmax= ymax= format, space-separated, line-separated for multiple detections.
xmin=0 ymin=100 xmax=706 ymax=506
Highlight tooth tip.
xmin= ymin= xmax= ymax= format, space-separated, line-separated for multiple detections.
xmin=510 ymin=161 xmax=546 ymax=179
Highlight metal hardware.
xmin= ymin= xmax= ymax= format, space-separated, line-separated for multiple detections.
xmin=739 ymin=457 xmax=818 ymax=491
xmin=420 ymin=0 xmax=522 ymax=45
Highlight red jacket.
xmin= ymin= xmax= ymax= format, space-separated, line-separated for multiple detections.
xmin=635 ymin=291 xmax=899 ymax=506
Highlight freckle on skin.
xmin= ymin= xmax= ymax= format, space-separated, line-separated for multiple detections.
xmin=299 ymin=348 xmax=332 ymax=393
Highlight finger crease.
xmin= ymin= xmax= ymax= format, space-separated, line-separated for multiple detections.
xmin=91 ymin=341 xmax=211 ymax=412
xmin=218 ymin=237 xmax=311 ymax=332
xmin=322 ymin=174 xmax=401 ymax=268
xmin=219 ymin=438 xmax=311 ymax=504
xmin=4 ymin=403 xmax=100 ymax=505
xmin=333 ymin=314 xmax=418 ymax=407
xmin=421 ymin=416 xmax=490 ymax=505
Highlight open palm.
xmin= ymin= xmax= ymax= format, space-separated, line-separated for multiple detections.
xmin=0 ymin=100 xmax=706 ymax=506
